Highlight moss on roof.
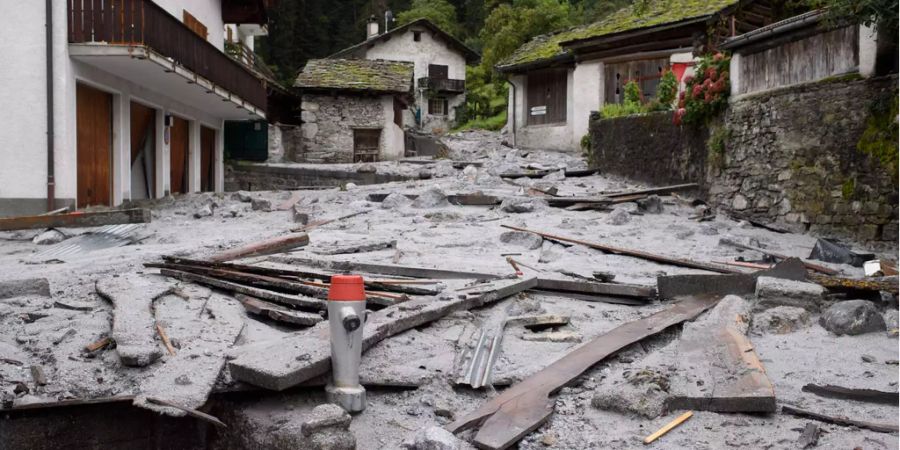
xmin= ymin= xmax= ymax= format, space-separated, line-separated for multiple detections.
xmin=294 ymin=59 xmax=414 ymax=93
xmin=499 ymin=0 xmax=738 ymax=70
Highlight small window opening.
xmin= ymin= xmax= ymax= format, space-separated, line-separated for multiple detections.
xmin=413 ymin=31 xmax=422 ymax=42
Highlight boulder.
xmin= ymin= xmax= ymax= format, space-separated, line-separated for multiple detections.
xmin=637 ymin=195 xmax=664 ymax=214
xmin=251 ymin=197 xmax=272 ymax=212
xmin=356 ymin=164 xmax=377 ymax=174
xmin=751 ymin=306 xmax=810 ymax=334
xmin=412 ymin=187 xmax=449 ymax=208
xmin=231 ymin=191 xmax=253 ymax=203
xmin=607 ymin=208 xmax=631 ymax=226
xmin=418 ymin=169 xmax=433 ymax=180
xmin=302 ymin=404 xmax=351 ymax=437
xmin=499 ymin=231 xmax=543 ymax=250
xmin=402 ymin=426 xmax=464 ymax=450
xmin=382 ymin=193 xmax=414 ymax=210
xmin=755 ymin=276 xmax=825 ymax=312
xmin=32 ymin=229 xmax=66 ymax=245
xmin=193 ymin=203 xmax=214 ymax=219
xmin=500 ymin=197 xmax=541 ymax=213
xmin=819 ymin=300 xmax=886 ymax=336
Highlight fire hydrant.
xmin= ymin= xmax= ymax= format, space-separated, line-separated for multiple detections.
xmin=325 ymin=275 xmax=367 ymax=413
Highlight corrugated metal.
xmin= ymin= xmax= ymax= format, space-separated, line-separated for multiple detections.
xmin=34 ymin=224 xmax=143 ymax=259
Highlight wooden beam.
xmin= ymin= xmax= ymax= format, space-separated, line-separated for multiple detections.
xmin=781 ymin=405 xmax=899 ymax=434
xmin=719 ymin=239 xmax=839 ymax=275
xmin=604 ymin=183 xmax=699 ymax=198
xmin=157 ymin=268 xmax=327 ymax=311
xmin=502 ymin=225 xmax=740 ymax=274
xmin=535 ymin=278 xmax=655 ymax=299
xmin=0 ymin=208 xmax=150 ymax=231
xmin=234 ymin=293 xmax=324 ymax=326
xmin=446 ymin=295 xmax=721 ymax=450
xmin=576 ymin=37 xmax=694 ymax=62
xmin=208 ymin=232 xmax=309 ymax=262
xmin=271 ymin=256 xmax=506 ymax=280
xmin=801 ymin=384 xmax=899 ymax=405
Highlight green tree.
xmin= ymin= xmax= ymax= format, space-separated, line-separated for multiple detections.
xmin=478 ymin=0 xmax=574 ymax=74
xmin=396 ymin=0 xmax=462 ymax=37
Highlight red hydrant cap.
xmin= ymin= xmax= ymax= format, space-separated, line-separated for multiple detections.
xmin=328 ymin=275 xmax=366 ymax=301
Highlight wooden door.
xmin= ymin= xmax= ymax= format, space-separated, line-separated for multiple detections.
xmin=428 ymin=64 xmax=449 ymax=80
xmin=353 ymin=129 xmax=381 ymax=163
xmin=526 ymin=69 xmax=567 ymax=125
xmin=130 ymin=102 xmax=155 ymax=198
xmin=200 ymin=126 xmax=216 ymax=192
xmin=169 ymin=116 xmax=190 ymax=194
xmin=76 ymin=83 xmax=113 ymax=208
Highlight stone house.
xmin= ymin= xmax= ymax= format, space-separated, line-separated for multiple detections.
xmin=0 ymin=0 xmax=272 ymax=216
xmin=293 ymin=59 xmax=413 ymax=163
xmin=330 ymin=18 xmax=479 ymax=135
xmin=500 ymin=0 xmax=787 ymax=152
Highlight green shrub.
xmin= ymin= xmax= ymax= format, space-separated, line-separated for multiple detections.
xmin=707 ymin=126 xmax=729 ymax=169
xmin=455 ymin=111 xmax=507 ymax=131
xmin=674 ymin=53 xmax=730 ymax=125
xmin=580 ymin=134 xmax=591 ymax=151
xmin=857 ymin=93 xmax=899 ymax=182
xmin=656 ymin=70 xmax=678 ymax=107
xmin=624 ymin=80 xmax=642 ymax=105
xmin=600 ymin=102 xmax=645 ymax=119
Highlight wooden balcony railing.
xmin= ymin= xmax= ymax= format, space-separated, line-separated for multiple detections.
xmin=68 ymin=0 xmax=267 ymax=111
xmin=418 ymin=77 xmax=465 ymax=93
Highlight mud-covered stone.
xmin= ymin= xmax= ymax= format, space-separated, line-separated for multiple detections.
xmin=819 ymin=300 xmax=886 ymax=336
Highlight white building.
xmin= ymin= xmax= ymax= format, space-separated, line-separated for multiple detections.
xmin=330 ymin=18 xmax=479 ymax=135
xmin=0 ymin=0 xmax=271 ymax=216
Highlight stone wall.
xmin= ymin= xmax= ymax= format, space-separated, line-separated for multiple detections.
xmin=297 ymin=94 xmax=386 ymax=163
xmin=588 ymin=111 xmax=709 ymax=189
xmin=589 ymin=75 xmax=898 ymax=247
xmin=710 ymin=75 xmax=898 ymax=245
xmin=225 ymin=163 xmax=411 ymax=191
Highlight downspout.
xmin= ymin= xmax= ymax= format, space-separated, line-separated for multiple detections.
xmin=504 ymin=77 xmax=516 ymax=147
xmin=45 ymin=0 xmax=55 ymax=211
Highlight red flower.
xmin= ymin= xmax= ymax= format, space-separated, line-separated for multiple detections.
xmin=692 ymin=84 xmax=703 ymax=97
xmin=704 ymin=91 xmax=714 ymax=103
xmin=706 ymin=67 xmax=716 ymax=80
xmin=673 ymin=108 xmax=686 ymax=125
xmin=678 ymin=91 xmax=686 ymax=100
xmin=683 ymin=75 xmax=694 ymax=85
xmin=713 ymin=53 xmax=724 ymax=62
xmin=703 ymin=78 xmax=713 ymax=88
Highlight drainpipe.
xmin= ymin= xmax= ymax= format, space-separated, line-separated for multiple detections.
xmin=504 ymin=77 xmax=516 ymax=147
xmin=45 ymin=0 xmax=55 ymax=211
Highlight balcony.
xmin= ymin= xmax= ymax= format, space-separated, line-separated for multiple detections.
xmin=417 ymin=77 xmax=465 ymax=94
xmin=67 ymin=0 xmax=267 ymax=117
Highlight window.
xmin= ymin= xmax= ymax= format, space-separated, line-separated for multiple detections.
xmin=526 ymin=69 xmax=567 ymax=125
xmin=413 ymin=31 xmax=422 ymax=42
xmin=183 ymin=10 xmax=208 ymax=39
xmin=353 ymin=129 xmax=381 ymax=163
xmin=428 ymin=97 xmax=448 ymax=116
xmin=604 ymin=58 xmax=669 ymax=105
xmin=428 ymin=64 xmax=449 ymax=80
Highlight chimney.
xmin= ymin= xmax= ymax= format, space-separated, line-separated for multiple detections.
xmin=367 ymin=15 xmax=379 ymax=39
xmin=384 ymin=10 xmax=394 ymax=32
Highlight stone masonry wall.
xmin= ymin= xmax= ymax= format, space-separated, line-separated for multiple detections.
xmin=710 ymin=76 xmax=898 ymax=246
xmin=590 ymin=75 xmax=898 ymax=247
xmin=225 ymin=163 xmax=411 ymax=191
xmin=298 ymin=94 xmax=385 ymax=163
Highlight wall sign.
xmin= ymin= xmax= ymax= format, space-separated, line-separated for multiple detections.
xmin=530 ymin=106 xmax=547 ymax=116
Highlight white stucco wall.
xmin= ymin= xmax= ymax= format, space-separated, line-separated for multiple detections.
xmin=363 ymin=27 xmax=468 ymax=132
xmin=0 ymin=0 xmax=231 ymax=214
xmin=506 ymin=69 xmax=577 ymax=152
xmin=155 ymin=0 xmax=225 ymax=50
xmin=381 ymin=96 xmax=406 ymax=160
xmin=858 ymin=24 xmax=878 ymax=78
xmin=572 ymin=61 xmax=603 ymax=149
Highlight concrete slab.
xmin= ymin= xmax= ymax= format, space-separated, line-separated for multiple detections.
xmin=95 ymin=274 xmax=174 ymax=367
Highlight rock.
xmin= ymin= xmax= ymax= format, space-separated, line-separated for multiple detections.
xmin=732 ymin=194 xmax=749 ymax=210
xmin=540 ymin=432 xmax=558 ymax=446
xmin=412 ymin=187 xmax=449 ymax=208
xmin=861 ymin=354 xmax=877 ymax=363
xmin=751 ymin=306 xmax=810 ymax=334
xmin=226 ymin=205 xmax=243 ymax=218
xmin=418 ymin=169 xmax=433 ymax=180
xmin=356 ymin=164 xmax=377 ymax=174
xmin=544 ymin=170 xmax=566 ymax=181
xmin=251 ymin=197 xmax=272 ymax=212
xmin=424 ymin=211 xmax=461 ymax=222
xmin=591 ymin=368 xmax=670 ymax=419
xmin=382 ymin=193 xmax=414 ymax=210
xmin=699 ymin=225 xmax=719 ymax=236
xmin=499 ymin=231 xmax=543 ymax=250
xmin=403 ymin=426 xmax=463 ymax=450
xmin=231 ymin=191 xmax=253 ymax=203
xmin=819 ymin=300 xmax=886 ymax=336
xmin=302 ymin=404 xmax=352 ymax=437
xmin=193 ymin=203 xmax=214 ymax=218
xmin=32 ymin=229 xmax=66 ymax=245
xmin=883 ymin=309 xmax=898 ymax=330
xmin=500 ymin=197 xmax=543 ymax=213
xmin=607 ymin=209 xmax=631 ymax=226
xmin=674 ymin=229 xmax=695 ymax=240
xmin=345 ymin=183 xmax=358 ymax=190
xmin=755 ymin=276 xmax=826 ymax=312
xmin=637 ymin=195 xmax=664 ymax=214
xmin=293 ymin=207 xmax=310 ymax=225
xmin=520 ymin=331 xmax=581 ymax=343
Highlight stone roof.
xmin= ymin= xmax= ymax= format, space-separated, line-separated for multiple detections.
xmin=499 ymin=0 xmax=739 ymax=71
xmin=329 ymin=18 xmax=480 ymax=63
xmin=294 ymin=59 xmax=414 ymax=94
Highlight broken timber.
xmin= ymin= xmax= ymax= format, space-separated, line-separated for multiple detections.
xmin=502 ymin=225 xmax=739 ymax=274
xmin=228 ymin=276 xmax=537 ymax=391
xmin=657 ymin=258 xmax=807 ymax=299
xmin=158 ymin=268 xmax=326 ymax=311
xmin=271 ymin=256 xmax=506 ymax=280
xmin=604 ymin=183 xmax=699 ymax=198
xmin=801 ymin=384 xmax=899 ymax=405
xmin=208 ymin=232 xmax=309 ymax=262
xmin=235 ymin=293 xmax=324 ymax=326
xmin=781 ymin=405 xmax=899 ymax=433
xmin=290 ymin=210 xmax=370 ymax=232
xmin=150 ymin=263 xmax=329 ymax=300
xmin=446 ymin=295 xmax=721 ymax=450
xmin=534 ymin=278 xmax=655 ymax=299
xmin=498 ymin=168 xmax=599 ymax=179
xmin=719 ymin=238 xmax=839 ymax=275
xmin=0 ymin=208 xmax=150 ymax=231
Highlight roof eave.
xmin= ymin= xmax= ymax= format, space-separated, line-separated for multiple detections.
xmin=496 ymin=53 xmax=575 ymax=74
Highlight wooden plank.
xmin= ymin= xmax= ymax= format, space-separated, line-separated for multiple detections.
xmin=643 ymin=411 xmax=693 ymax=445
xmin=446 ymin=296 xmax=721 ymax=450
xmin=808 ymin=274 xmax=899 ymax=294
xmin=290 ymin=210 xmax=370 ymax=232
xmin=528 ymin=289 xmax=647 ymax=306
xmin=148 ymin=262 xmax=329 ymax=299
xmin=535 ymin=278 xmax=655 ymax=299
xmin=604 ymin=183 xmax=698 ymax=198
xmin=801 ymin=384 xmax=899 ymax=405
xmin=158 ymin=268 xmax=326 ymax=311
xmin=208 ymin=232 xmax=309 ymax=262
xmin=781 ymin=405 xmax=899 ymax=434
xmin=144 ymin=397 xmax=227 ymax=428
xmin=229 ymin=277 xmax=538 ymax=391
xmin=501 ymin=225 xmax=740 ymax=274
xmin=0 ymin=208 xmax=150 ymax=231
xmin=234 ymin=293 xmax=323 ymax=326
xmin=719 ymin=239 xmax=839 ymax=275
xmin=271 ymin=256 xmax=506 ymax=280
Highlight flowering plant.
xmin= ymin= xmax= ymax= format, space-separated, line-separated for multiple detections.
xmin=673 ymin=52 xmax=730 ymax=125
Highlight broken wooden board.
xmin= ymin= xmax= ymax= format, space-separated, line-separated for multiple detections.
xmin=228 ymin=276 xmax=537 ymax=391
xmin=545 ymin=194 xmax=646 ymax=208
xmin=313 ymin=239 xmax=397 ymax=255
xmin=498 ymin=169 xmax=599 ymax=179
xmin=149 ymin=262 xmax=330 ymax=299
xmin=534 ymin=278 xmax=655 ymax=299
xmin=271 ymin=256 xmax=506 ymax=280
xmin=208 ymin=232 xmax=309 ymax=262
xmin=781 ymin=405 xmax=899 ymax=433
xmin=666 ymin=296 xmax=776 ymax=413
xmin=657 ymin=258 xmax=807 ymax=299
xmin=502 ymin=225 xmax=740 ymax=274
xmin=604 ymin=183 xmax=698 ymax=198
xmin=529 ymin=289 xmax=647 ymax=306
xmin=801 ymin=384 xmax=899 ymax=405
xmin=719 ymin=238 xmax=839 ymax=275
xmin=235 ymin=293 xmax=324 ymax=326
xmin=446 ymin=295 xmax=720 ymax=450
xmin=158 ymin=268 xmax=327 ymax=311
xmin=95 ymin=274 xmax=174 ymax=367
xmin=0 ymin=208 xmax=150 ymax=231
xmin=290 ymin=210 xmax=370 ymax=233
